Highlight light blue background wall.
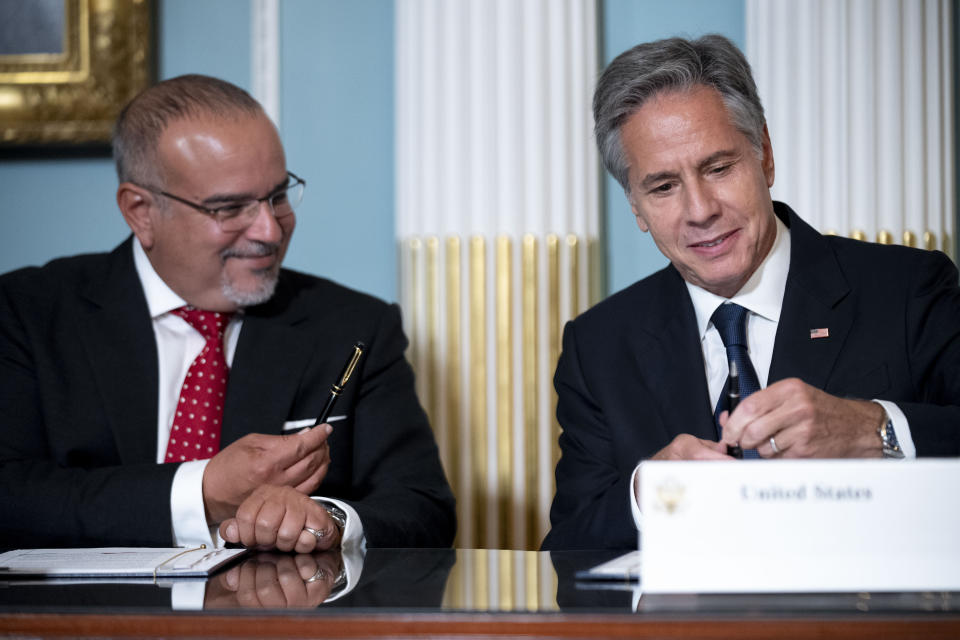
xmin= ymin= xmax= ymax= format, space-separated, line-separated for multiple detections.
xmin=1 ymin=0 xmax=743 ymax=303
xmin=280 ymin=0 xmax=395 ymax=300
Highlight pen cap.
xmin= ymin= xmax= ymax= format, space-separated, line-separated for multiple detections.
xmin=337 ymin=341 xmax=366 ymax=386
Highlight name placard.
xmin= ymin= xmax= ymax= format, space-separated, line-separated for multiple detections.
xmin=639 ymin=459 xmax=960 ymax=593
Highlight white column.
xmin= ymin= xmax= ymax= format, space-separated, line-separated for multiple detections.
xmin=876 ymin=0 xmax=904 ymax=243
xmin=847 ymin=0 xmax=877 ymax=241
xmin=251 ymin=0 xmax=281 ymax=128
xmin=819 ymin=0 xmax=848 ymax=236
xmin=396 ymin=0 xmax=600 ymax=555
xmin=746 ymin=0 xmax=954 ymax=253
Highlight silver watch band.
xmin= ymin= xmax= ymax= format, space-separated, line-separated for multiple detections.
xmin=878 ymin=413 xmax=905 ymax=459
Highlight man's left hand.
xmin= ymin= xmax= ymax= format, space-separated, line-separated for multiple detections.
xmin=219 ymin=485 xmax=341 ymax=552
xmin=719 ymin=377 xmax=884 ymax=458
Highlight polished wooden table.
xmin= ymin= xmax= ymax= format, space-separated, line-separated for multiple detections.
xmin=1 ymin=549 xmax=957 ymax=639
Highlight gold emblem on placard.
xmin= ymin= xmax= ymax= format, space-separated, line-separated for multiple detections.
xmin=655 ymin=478 xmax=685 ymax=515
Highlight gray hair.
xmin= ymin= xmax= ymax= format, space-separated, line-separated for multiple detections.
xmin=112 ymin=74 xmax=264 ymax=186
xmin=593 ymin=34 xmax=766 ymax=192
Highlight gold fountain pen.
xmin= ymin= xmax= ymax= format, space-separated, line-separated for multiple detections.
xmin=314 ymin=341 xmax=365 ymax=426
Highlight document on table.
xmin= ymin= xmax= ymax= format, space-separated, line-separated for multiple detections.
xmin=0 ymin=547 xmax=247 ymax=579
xmin=577 ymin=550 xmax=641 ymax=582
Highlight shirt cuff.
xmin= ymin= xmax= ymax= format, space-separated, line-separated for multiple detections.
xmin=629 ymin=463 xmax=643 ymax=531
xmin=170 ymin=459 xmax=217 ymax=548
xmin=312 ymin=497 xmax=366 ymax=551
xmin=872 ymin=399 xmax=916 ymax=458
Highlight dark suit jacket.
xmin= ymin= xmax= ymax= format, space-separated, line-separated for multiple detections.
xmin=543 ymin=202 xmax=960 ymax=551
xmin=0 ymin=237 xmax=455 ymax=549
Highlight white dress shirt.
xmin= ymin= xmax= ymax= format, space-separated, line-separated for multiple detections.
xmin=628 ymin=217 xmax=915 ymax=530
xmin=132 ymin=241 xmax=364 ymax=550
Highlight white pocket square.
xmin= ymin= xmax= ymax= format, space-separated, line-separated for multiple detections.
xmin=282 ymin=415 xmax=347 ymax=431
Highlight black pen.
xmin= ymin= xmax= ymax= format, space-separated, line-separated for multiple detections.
xmin=725 ymin=359 xmax=744 ymax=459
xmin=314 ymin=341 xmax=365 ymax=426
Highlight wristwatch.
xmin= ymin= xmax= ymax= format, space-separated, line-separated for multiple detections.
xmin=321 ymin=502 xmax=347 ymax=535
xmin=877 ymin=411 xmax=905 ymax=458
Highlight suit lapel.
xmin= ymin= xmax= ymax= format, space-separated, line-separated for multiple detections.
xmin=222 ymin=280 xmax=315 ymax=445
xmin=76 ymin=239 xmax=160 ymax=464
xmin=769 ymin=205 xmax=852 ymax=387
xmin=632 ymin=268 xmax=717 ymax=441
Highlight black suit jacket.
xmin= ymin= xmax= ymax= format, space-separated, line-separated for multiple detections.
xmin=543 ymin=203 xmax=960 ymax=550
xmin=0 ymin=238 xmax=455 ymax=549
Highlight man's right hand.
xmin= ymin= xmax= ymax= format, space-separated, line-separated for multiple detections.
xmin=650 ymin=433 xmax=731 ymax=460
xmin=202 ymin=424 xmax=333 ymax=524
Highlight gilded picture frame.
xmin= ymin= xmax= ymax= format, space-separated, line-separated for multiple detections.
xmin=0 ymin=0 xmax=153 ymax=147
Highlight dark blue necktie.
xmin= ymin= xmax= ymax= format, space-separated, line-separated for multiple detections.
xmin=711 ymin=302 xmax=760 ymax=458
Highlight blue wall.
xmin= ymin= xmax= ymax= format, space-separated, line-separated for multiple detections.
xmin=601 ymin=0 xmax=745 ymax=295
xmin=159 ymin=0 xmax=250 ymax=83
xmin=0 ymin=0 xmax=743 ymax=302
xmin=0 ymin=159 xmax=126 ymax=267
xmin=280 ymin=0 xmax=395 ymax=301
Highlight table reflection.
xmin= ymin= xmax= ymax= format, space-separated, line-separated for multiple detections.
xmin=203 ymin=547 xmax=456 ymax=610
xmin=204 ymin=550 xmax=344 ymax=609
xmin=0 ymin=549 xmax=956 ymax=617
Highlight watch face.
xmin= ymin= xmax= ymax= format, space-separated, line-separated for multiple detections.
xmin=323 ymin=504 xmax=347 ymax=528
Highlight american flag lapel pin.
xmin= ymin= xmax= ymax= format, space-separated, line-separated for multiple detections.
xmin=809 ymin=327 xmax=830 ymax=339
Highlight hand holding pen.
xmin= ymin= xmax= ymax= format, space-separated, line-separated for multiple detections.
xmin=725 ymin=359 xmax=744 ymax=459
xmin=314 ymin=342 xmax=365 ymax=426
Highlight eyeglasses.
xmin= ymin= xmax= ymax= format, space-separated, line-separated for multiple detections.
xmin=139 ymin=172 xmax=306 ymax=232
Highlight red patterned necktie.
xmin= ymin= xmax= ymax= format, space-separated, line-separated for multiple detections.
xmin=163 ymin=307 xmax=234 ymax=463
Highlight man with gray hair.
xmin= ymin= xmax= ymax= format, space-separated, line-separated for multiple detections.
xmin=0 ymin=74 xmax=455 ymax=553
xmin=543 ymin=35 xmax=960 ymax=550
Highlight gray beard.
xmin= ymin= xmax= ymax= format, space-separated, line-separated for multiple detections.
xmin=221 ymin=266 xmax=279 ymax=307
xmin=219 ymin=240 xmax=282 ymax=307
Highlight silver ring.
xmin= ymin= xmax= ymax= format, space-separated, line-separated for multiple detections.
xmin=769 ymin=436 xmax=780 ymax=454
xmin=304 ymin=526 xmax=326 ymax=540
xmin=305 ymin=567 xmax=327 ymax=584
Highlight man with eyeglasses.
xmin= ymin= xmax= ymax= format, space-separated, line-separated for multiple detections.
xmin=0 ymin=75 xmax=455 ymax=555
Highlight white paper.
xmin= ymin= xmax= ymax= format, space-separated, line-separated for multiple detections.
xmin=580 ymin=550 xmax=642 ymax=581
xmin=0 ymin=547 xmax=247 ymax=578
